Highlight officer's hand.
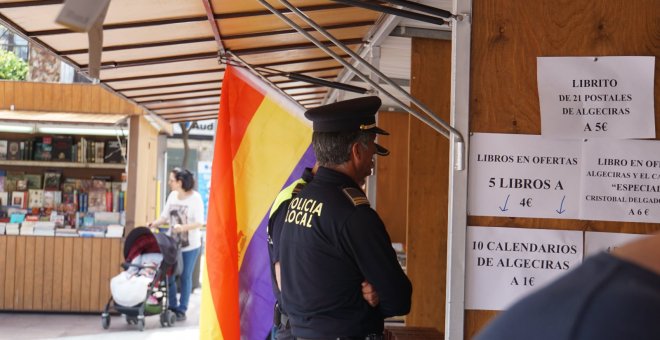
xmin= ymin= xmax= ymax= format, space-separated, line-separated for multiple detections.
xmin=361 ymin=281 xmax=379 ymax=307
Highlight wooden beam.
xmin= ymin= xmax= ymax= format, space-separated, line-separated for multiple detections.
xmin=113 ymin=80 xmax=222 ymax=92
xmin=129 ymin=87 xmax=221 ymax=100
xmin=27 ymin=4 xmax=351 ymax=36
xmin=138 ymin=94 xmax=221 ymax=104
xmin=102 ymin=68 xmax=223 ymax=82
xmin=161 ymin=110 xmax=219 ymax=118
xmin=168 ymin=114 xmax=218 ymax=123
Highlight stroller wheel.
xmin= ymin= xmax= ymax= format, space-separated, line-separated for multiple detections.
xmin=101 ymin=315 xmax=110 ymax=329
xmin=160 ymin=312 xmax=167 ymax=327
xmin=161 ymin=310 xmax=175 ymax=327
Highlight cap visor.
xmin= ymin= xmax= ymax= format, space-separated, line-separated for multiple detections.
xmin=365 ymin=126 xmax=389 ymax=135
xmin=375 ymin=143 xmax=390 ymax=156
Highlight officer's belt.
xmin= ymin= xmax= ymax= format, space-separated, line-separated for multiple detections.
xmin=274 ymin=303 xmax=291 ymax=329
xmin=296 ymin=334 xmax=383 ymax=340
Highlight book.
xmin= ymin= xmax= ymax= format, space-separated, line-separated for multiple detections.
xmin=55 ymin=228 xmax=79 ymax=237
xmin=105 ymin=191 xmax=113 ymax=212
xmin=0 ymin=140 xmax=7 ymax=160
xmin=7 ymin=141 xmax=20 ymax=160
xmin=9 ymin=212 xmax=25 ymax=223
xmin=19 ymin=221 xmax=35 ymax=235
xmin=94 ymin=211 xmax=120 ymax=226
xmin=5 ymin=172 xmax=24 ymax=192
xmin=25 ymin=174 xmax=43 ymax=190
xmin=43 ymin=171 xmax=62 ymax=190
xmin=118 ymin=191 xmax=125 ymax=213
xmin=52 ymin=136 xmax=73 ymax=161
xmin=95 ymin=141 xmax=104 ymax=163
xmin=78 ymin=192 xmax=88 ymax=212
xmin=11 ymin=191 xmax=28 ymax=209
xmin=34 ymin=221 xmax=56 ymax=236
xmin=106 ymin=224 xmax=125 ymax=238
xmin=103 ymin=139 xmax=124 ymax=164
xmin=0 ymin=176 xmax=4 ymax=192
xmin=33 ymin=136 xmax=53 ymax=161
xmin=88 ymin=189 xmax=106 ymax=212
xmin=78 ymin=226 xmax=106 ymax=238
xmin=6 ymin=223 xmax=20 ymax=235
xmin=28 ymin=189 xmax=44 ymax=208
xmin=43 ymin=190 xmax=56 ymax=209
xmin=0 ymin=192 xmax=8 ymax=206
xmin=16 ymin=178 xmax=28 ymax=191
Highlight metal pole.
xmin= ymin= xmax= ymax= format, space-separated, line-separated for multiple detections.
xmin=225 ymin=51 xmax=305 ymax=111
xmin=445 ymin=0 xmax=472 ymax=338
xmin=258 ymin=0 xmax=448 ymax=138
xmin=324 ymin=13 xmax=400 ymax=104
xmin=269 ymin=0 xmax=466 ymax=170
xmin=379 ymin=0 xmax=453 ymax=19
xmin=329 ymin=0 xmax=446 ymax=26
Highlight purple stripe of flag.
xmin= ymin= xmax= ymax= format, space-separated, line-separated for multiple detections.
xmin=238 ymin=145 xmax=315 ymax=339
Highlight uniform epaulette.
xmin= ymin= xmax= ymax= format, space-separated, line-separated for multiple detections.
xmin=292 ymin=182 xmax=306 ymax=196
xmin=342 ymin=187 xmax=370 ymax=206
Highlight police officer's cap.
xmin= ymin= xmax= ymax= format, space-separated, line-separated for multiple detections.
xmin=304 ymin=96 xmax=389 ymax=136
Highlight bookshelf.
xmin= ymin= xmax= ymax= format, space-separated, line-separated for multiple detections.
xmin=0 ymin=160 xmax=125 ymax=170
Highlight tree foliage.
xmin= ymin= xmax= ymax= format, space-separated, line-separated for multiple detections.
xmin=0 ymin=49 xmax=28 ymax=80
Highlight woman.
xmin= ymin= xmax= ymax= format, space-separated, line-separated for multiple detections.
xmin=148 ymin=167 xmax=204 ymax=321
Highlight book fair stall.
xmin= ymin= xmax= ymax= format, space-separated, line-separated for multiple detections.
xmin=0 ymin=81 xmax=169 ymax=312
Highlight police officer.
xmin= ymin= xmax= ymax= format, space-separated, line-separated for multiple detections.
xmin=268 ymin=165 xmax=315 ymax=339
xmin=279 ymin=96 xmax=412 ymax=340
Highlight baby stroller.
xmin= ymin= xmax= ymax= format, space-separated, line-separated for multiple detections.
xmin=101 ymin=227 xmax=179 ymax=331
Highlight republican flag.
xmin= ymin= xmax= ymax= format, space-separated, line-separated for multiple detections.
xmin=200 ymin=64 xmax=315 ymax=339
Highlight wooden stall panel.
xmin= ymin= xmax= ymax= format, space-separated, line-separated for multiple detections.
xmin=13 ymin=236 xmax=26 ymax=309
xmin=99 ymin=239 xmax=113 ymax=308
xmin=406 ymin=38 xmax=452 ymax=332
xmin=89 ymin=238 xmax=103 ymax=311
xmin=42 ymin=237 xmax=55 ymax=310
xmin=375 ymin=111 xmax=409 ymax=245
xmin=79 ymin=239 xmax=92 ymax=311
xmin=0 ymin=237 xmax=6 ymax=309
xmin=466 ymin=0 xmax=660 ymax=336
xmin=61 ymin=237 xmax=74 ymax=311
xmin=3 ymin=237 xmax=16 ymax=309
xmin=25 ymin=237 xmax=43 ymax=310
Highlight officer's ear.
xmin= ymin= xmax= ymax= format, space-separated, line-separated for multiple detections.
xmin=351 ymin=141 xmax=364 ymax=160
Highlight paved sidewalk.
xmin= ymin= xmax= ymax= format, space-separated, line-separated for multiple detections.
xmin=0 ymin=288 xmax=201 ymax=340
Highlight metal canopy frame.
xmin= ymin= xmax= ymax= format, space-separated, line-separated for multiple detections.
xmin=257 ymin=0 xmax=465 ymax=171
xmin=244 ymin=2 xmax=472 ymax=339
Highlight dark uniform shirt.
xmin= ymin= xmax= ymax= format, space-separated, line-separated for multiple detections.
xmin=268 ymin=167 xmax=315 ymax=312
xmin=280 ymin=167 xmax=412 ymax=339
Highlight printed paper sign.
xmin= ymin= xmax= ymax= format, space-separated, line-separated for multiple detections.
xmin=468 ymin=133 xmax=580 ymax=219
xmin=466 ymin=226 xmax=583 ymax=311
xmin=580 ymin=139 xmax=660 ymax=222
xmin=538 ymin=56 xmax=655 ymax=139
xmin=584 ymin=231 xmax=649 ymax=257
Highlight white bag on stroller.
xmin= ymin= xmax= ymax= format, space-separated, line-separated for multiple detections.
xmin=110 ymin=253 xmax=163 ymax=307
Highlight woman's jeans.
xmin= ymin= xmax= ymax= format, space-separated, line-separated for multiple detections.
xmin=168 ymin=247 xmax=201 ymax=313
